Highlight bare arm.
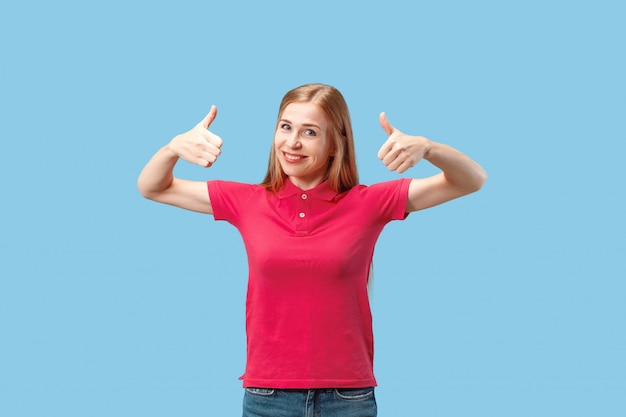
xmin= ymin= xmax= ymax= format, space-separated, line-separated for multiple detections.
xmin=377 ymin=112 xmax=487 ymax=213
xmin=137 ymin=106 xmax=223 ymax=214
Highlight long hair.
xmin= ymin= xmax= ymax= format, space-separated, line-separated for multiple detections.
xmin=261 ymin=84 xmax=359 ymax=193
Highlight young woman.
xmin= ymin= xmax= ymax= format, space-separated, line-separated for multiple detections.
xmin=137 ymin=84 xmax=487 ymax=417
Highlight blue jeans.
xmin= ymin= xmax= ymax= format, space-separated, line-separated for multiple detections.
xmin=242 ymin=387 xmax=377 ymax=417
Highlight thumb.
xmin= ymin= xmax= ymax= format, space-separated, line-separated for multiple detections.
xmin=379 ymin=112 xmax=394 ymax=136
xmin=199 ymin=105 xmax=218 ymax=129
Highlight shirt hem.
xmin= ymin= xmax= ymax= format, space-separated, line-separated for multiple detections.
xmin=242 ymin=377 xmax=377 ymax=389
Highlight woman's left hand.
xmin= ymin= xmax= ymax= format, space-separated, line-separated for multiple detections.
xmin=377 ymin=112 xmax=431 ymax=174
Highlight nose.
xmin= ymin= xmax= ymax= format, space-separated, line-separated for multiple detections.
xmin=285 ymin=132 xmax=301 ymax=149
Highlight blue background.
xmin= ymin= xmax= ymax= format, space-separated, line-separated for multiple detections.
xmin=1 ymin=1 xmax=624 ymax=416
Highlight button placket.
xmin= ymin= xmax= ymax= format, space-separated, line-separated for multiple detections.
xmin=294 ymin=193 xmax=310 ymax=235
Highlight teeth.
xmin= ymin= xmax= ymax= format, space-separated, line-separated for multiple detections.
xmin=285 ymin=153 xmax=303 ymax=161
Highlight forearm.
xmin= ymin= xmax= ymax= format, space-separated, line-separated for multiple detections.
xmin=424 ymin=140 xmax=487 ymax=192
xmin=137 ymin=145 xmax=179 ymax=199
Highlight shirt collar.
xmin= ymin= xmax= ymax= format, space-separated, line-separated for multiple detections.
xmin=276 ymin=178 xmax=339 ymax=201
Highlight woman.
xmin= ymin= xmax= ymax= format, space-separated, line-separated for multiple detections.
xmin=137 ymin=84 xmax=487 ymax=416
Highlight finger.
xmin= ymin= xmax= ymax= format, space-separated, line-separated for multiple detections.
xmin=199 ymin=150 xmax=218 ymax=164
xmin=377 ymin=137 xmax=394 ymax=160
xmin=384 ymin=150 xmax=405 ymax=171
xmin=199 ymin=105 xmax=218 ymax=129
xmin=387 ymin=159 xmax=402 ymax=172
xmin=394 ymin=159 xmax=415 ymax=174
xmin=379 ymin=112 xmax=394 ymax=136
xmin=206 ymin=131 xmax=223 ymax=149
xmin=196 ymin=158 xmax=212 ymax=168
xmin=196 ymin=148 xmax=220 ymax=167
xmin=203 ymin=142 xmax=222 ymax=160
xmin=379 ymin=135 xmax=407 ymax=162
xmin=391 ymin=150 xmax=421 ymax=173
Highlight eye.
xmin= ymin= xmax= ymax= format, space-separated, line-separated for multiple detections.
xmin=304 ymin=129 xmax=317 ymax=136
xmin=281 ymin=123 xmax=291 ymax=130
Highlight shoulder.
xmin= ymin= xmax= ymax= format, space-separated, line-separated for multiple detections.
xmin=346 ymin=179 xmax=411 ymax=220
xmin=208 ymin=180 xmax=263 ymax=193
xmin=350 ymin=178 xmax=412 ymax=197
xmin=208 ymin=181 xmax=271 ymax=221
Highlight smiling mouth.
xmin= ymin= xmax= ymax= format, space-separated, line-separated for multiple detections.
xmin=283 ymin=152 xmax=306 ymax=162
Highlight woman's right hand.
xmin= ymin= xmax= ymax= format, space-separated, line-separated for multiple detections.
xmin=168 ymin=105 xmax=224 ymax=167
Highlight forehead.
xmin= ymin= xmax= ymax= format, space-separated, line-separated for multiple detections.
xmin=280 ymin=102 xmax=328 ymax=128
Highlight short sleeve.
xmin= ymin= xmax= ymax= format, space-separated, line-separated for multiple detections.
xmin=207 ymin=180 xmax=260 ymax=225
xmin=364 ymin=178 xmax=412 ymax=222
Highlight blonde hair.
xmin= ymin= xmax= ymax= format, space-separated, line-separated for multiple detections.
xmin=261 ymin=84 xmax=359 ymax=193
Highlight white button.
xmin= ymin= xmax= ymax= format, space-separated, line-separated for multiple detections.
xmin=301 ymin=193 xmax=308 ymax=200
xmin=299 ymin=212 xmax=306 ymax=218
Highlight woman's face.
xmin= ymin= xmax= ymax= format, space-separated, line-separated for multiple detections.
xmin=274 ymin=102 xmax=333 ymax=190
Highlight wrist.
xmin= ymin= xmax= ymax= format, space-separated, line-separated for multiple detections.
xmin=421 ymin=137 xmax=434 ymax=160
xmin=162 ymin=141 xmax=180 ymax=159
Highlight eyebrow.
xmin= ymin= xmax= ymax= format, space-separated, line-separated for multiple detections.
xmin=279 ymin=118 xmax=321 ymax=130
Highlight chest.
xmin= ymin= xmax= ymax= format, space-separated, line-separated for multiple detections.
xmin=235 ymin=194 xmax=386 ymax=280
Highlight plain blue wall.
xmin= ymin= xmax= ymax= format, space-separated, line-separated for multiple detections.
xmin=1 ymin=1 xmax=624 ymax=416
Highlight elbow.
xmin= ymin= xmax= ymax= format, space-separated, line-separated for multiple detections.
xmin=462 ymin=167 xmax=488 ymax=195
xmin=137 ymin=177 xmax=158 ymax=201
xmin=137 ymin=184 xmax=152 ymax=200
xmin=473 ymin=167 xmax=488 ymax=192
xmin=137 ymin=173 xmax=175 ymax=202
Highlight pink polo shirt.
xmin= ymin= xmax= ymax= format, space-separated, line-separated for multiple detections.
xmin=208 ymin=178 xmax=411 ymax=389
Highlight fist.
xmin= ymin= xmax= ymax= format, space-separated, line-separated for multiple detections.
xmin=170 ymin=105 xmax=224 ymax=167
xmin=377 ymin=112 xmax=430 ymax=174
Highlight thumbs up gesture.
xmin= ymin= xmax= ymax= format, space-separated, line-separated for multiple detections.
xmin=377 ymin=112 xmax=431 ymax=174
xmin=169 ymin=105 xmax=224 ymax=167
